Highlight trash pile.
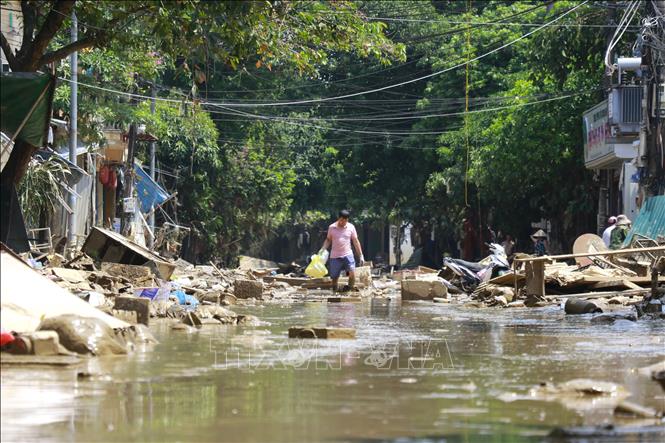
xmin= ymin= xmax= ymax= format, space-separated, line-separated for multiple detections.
xmin=2 ymin=226 xmax=394 ymax=362
xmin=395 ymin=238 xmax=665 ymax=313
xmin=434 ymin=238 xmax=665 ymax=312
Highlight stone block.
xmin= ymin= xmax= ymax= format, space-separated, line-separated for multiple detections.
xmin=234 ymin=279 xmax=264 ymax=299
xmin=401 ymin=279 xmax=447 ymax=301
xmin=288 ymin=326 xmax=356 ymax=339
xmin=114 ymin=296 xmax=150 ymax=325
xmin=26 ymin=331 xmax=60 ymax=356
xmin=354 ymin=266 xmax=373 ymax=288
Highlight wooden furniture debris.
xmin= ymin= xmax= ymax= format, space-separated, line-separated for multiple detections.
xmin=82 ymin=227 xmax=175 ymax=279
xmin=515 ymin=246 xmax=665 ymax=299
xmin=524 ymin=260 xmax=547 ymax=298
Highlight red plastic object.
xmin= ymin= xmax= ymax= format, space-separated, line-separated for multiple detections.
xmin=99 ymin=165 xmax=110 ymax=186
xmin=0 ymin=330 xmax=15 ymax=347
xmin=109 ymin=169 xmax=117 ymax=189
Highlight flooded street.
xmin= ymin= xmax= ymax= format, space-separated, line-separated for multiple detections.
xmin=2 ymin=297 xmax=664 ymax=442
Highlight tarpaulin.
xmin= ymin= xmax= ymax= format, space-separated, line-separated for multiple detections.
xmin=0 ymin=73 xmax=56 ymax=147
xmin=134 ymin=162 xmax=169 ymax=213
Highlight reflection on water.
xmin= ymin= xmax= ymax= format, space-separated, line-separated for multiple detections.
xmin=2 ymin=299 xmax=664 ymax=442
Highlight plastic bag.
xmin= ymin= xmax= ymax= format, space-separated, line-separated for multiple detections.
xmin=305 ymin=252 xmax=328 ymax=278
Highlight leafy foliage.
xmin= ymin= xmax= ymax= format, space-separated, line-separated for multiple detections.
xmin=18 ymin=156 xmax=72 ymax=228
xmin=6 ymin=0 xmax=619 ymax=260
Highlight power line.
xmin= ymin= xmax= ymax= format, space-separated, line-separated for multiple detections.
xmin=204 ymin=88 xmax=598 ymax=135
xmin=210 ymin=2 xmax=588 ymax=107
xmin=58 ymin=1 xmax=588 ymax=109
xmin=206 ymin=89 xmax=599 ymax=123
xmin=361 ymin=16 xmax=636 ymax=28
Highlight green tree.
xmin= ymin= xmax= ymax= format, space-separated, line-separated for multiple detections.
xmin=1 ymin=0 xmax=404 ymax=184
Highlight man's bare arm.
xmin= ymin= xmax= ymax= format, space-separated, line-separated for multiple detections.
xmin=321 ymin=234 xmax=332 ymax=252
xmin=352 ymin=236 xmax=364 ymax=263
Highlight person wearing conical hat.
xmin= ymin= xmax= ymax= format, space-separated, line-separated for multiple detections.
xmin=609 ymin=215 xmax=631 ymax=250
xmin=531 ymin=229 xmax=548 ymax=256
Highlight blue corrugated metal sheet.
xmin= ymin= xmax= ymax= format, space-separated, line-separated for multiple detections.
xmin=624 ymin=195 xmax=665 ymax=245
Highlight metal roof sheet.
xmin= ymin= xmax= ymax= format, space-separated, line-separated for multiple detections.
xmin=624 ymin=195 xmax=665 ymax=245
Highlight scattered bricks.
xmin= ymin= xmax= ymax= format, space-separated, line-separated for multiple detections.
xmin=26 ymin=331 xmax=60 ymax=356
xmin=327 ymin=296 xmax=362 ymax=303
xmin=234 ymin=279 xmax=264 ymax=299
xmin=114 ymin=296 xmax=150 ymax=325
xmin=401 ymin=280 xmax=448 ymax=301
xmin=288 ymin=327 xmax=356 ymax=339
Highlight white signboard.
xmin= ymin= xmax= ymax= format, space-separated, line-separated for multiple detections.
xmin=582 ymin=100 xmax=612 ymax=165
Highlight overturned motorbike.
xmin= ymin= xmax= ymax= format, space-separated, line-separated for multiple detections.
xmin=442 ymin=243 xmax=510 ymax=291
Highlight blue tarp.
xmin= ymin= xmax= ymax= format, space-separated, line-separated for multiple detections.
xmin=624 ymin=195 xmax=665 ymax=245
xmin=134 ymin=162 xmax=169 ymax=213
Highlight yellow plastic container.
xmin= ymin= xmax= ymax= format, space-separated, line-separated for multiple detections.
xmin=305 ymin=253 xmax=328 ymax=278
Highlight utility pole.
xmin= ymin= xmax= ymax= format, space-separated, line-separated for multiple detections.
xmin=640 ymin=0 xmax=665 ymax=197
xmin=149 ymin=85 xmax=156 ymax=248
xmin=67 ymin=11 xmax=78 ymax=254
xmin=120 ymin=123 xmax=137 ymax=237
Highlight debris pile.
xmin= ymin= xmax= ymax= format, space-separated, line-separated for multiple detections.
xmin=427 ymin=238 xmax=665 ymax=313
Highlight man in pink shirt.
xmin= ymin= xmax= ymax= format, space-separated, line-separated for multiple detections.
xmin=320 ymin=209 xmax=364 ymax=292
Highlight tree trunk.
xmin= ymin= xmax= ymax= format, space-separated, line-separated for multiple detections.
xmin=1 ymin=139 xmax=38 ymax=185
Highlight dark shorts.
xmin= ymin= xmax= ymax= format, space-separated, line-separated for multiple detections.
xmin=329 ymin=255 xmax=356 ymax=279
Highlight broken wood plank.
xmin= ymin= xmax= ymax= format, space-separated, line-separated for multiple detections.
xmin=51 ymin=267 xmax=88 ymax=283
xmin=587 ymin=280 xmax=632 ymax=290
xmin=621 ymin=279 xmax=643 ymax=290
xmin=525 ymin=260 xmax=547 ymax=298
xmin=327 ymin=296 xmax=362 ymax=303
xmin=209 ymin=261 xmax=225 ymax=279
xmin=262 ymin=275 xmax=311 ymax=286
xmin=288 ymin=327 xmax=356 ymax=339
xmin=515 ymin=245 xmax=665 ymax=262
xmin=488 ymin=272 xmax=524 ymax=286
xmin=546 ymin=288 xmax=650 ymax=300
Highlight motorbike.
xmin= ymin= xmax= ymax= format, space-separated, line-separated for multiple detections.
xmin=442 ymin=243 xmax=510 ymax=291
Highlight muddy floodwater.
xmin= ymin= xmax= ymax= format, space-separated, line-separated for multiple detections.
xmin=2 ymin=297 xmax=665 ymax=442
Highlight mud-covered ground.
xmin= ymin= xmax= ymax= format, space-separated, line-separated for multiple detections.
xmin=2 ymin=297 xmax=664 ymax=442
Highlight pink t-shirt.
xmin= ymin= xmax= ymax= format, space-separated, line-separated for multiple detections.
xmin=328 ymin=222 xmax=357 ymax=259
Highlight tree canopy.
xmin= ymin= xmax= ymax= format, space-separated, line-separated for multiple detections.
xmin=1 ymin=0 xmax=630 ymax=262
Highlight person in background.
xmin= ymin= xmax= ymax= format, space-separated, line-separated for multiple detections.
xmin=320 ymin=209 xmax=364 ymax=292
xmin=501 ymin=234 xmax=515 ymax=257
xmin=602 ymin=216 xmax=617 ymax=248
xmin=531 ymin=229 xmax=548 ymax=256
xmin=610 ymin=215 xmax=631 ymax=249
